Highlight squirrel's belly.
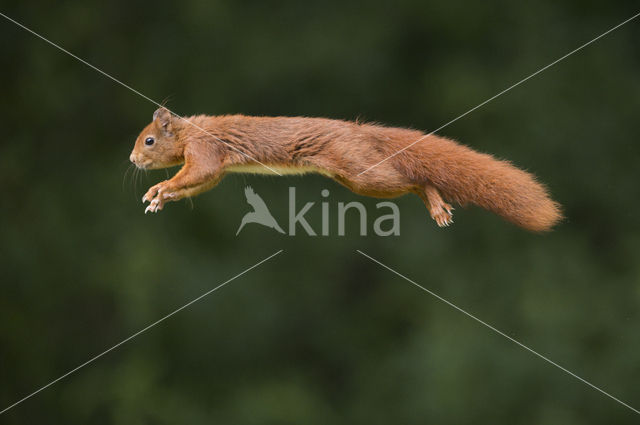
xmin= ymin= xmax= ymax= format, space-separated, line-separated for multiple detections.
xmin=226 ymin=164 xmax=334 ymax=177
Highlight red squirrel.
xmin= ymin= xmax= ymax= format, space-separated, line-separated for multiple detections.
xmin=129 ymin=107 xmax=561 ymax=231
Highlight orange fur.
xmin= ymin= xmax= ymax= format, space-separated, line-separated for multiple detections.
xmin=130 ymin=108 xmax=562 ymax=231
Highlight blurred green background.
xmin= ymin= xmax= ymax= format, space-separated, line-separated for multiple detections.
xmin=1 ymin=1 xmax=640 ymax=423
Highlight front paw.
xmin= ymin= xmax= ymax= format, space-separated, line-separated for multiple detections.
xmin=144 ymin=197 xmax=164 ymax=214
xmin=142 ymin=183 xmax=179 ymax=214
xmin=142 ymin=183 xmax=164 ymax=204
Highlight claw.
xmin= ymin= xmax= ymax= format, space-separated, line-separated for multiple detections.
xmin=142 ymin=184 xmax=162 ymax=204
xmin=432 ymin=209 xmax=454 ymax=228
xmin=144 ymin=198 xmax=162 ymax=214
xmin=143 ymin=191 xmax=155 ymax=204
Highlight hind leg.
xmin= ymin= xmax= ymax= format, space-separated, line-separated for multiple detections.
xmin=420 ymin=185 xmax=454 ymax=227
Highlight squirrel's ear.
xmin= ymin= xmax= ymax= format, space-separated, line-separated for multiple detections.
xmin=153 ymin=107 xmax=172 ymax=134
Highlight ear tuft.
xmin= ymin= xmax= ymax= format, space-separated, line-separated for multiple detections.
xmin=153 ymin=107 xmax=172 ymax=133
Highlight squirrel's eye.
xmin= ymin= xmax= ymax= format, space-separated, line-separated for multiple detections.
xmin=144 ymin=137 xmax=155 ymax=146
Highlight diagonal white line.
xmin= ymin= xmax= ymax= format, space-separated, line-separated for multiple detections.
xmin=0 ymin=12 xmax=283 ymax=176
xmin=0 ymin=249 xmax=283 ymax=416
xmin=358 ymin=11 xmax=640 ymax=176
xmin=356 ymin=249 xmax=640 ymax=415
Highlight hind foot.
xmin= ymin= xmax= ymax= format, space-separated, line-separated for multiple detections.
xmin=420 ymin=184 xmax=455 ymax=228
xmin=430 ymin=203 xmax=454 ymax=227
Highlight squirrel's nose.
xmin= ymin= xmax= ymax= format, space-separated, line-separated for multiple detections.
xmin=129 ymin=153 xmax=137 ymax=164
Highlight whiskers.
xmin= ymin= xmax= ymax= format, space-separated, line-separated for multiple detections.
xmin=122 ymin=162 xmax=134 ymax=192
xmin=122 ymin=161 xmax=148 ymax=200
xmin=185 ymin=196 xmax=194 ymax=210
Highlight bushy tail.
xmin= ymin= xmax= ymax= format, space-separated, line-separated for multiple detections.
xmin=409 ymin=137 xmax=562 ymax=232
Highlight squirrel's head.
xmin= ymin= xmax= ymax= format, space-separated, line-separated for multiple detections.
xmin=130 ymin=107 xmax=184 ymax=169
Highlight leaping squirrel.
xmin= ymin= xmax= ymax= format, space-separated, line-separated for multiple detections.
xmin=129 ymin=107 xmax=562 ymax=231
